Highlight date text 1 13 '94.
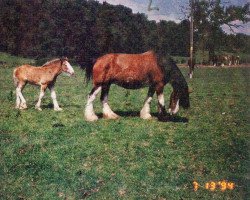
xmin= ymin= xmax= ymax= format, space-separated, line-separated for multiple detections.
xmin=193 ymin=181 xmax=235 ymax=191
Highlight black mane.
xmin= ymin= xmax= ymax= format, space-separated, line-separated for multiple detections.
xmin=157 ymin=54 xmax=190 ymax=109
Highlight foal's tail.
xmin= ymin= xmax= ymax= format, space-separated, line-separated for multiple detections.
xmin=13 ymin=68 xmax=19 ymax=87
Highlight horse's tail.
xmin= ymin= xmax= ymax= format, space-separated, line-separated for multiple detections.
xmin=82 ymin=58 xmax=97 ymax=84
xmin=85 ymin=63 xmax=94 ymax=83
xmin=13 ymin=68 xmax=19 ymax=87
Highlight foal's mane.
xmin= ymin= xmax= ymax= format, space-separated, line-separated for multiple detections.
xmin=42 ymin=58 xmax=61 ymax=67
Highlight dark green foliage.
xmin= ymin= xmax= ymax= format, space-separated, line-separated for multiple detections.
xmin=193 ymin=0 xmax=250 ymax=57
xmin=0 ymin=0 xmax=249 ymax=65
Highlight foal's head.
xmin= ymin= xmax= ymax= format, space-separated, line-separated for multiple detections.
xmin=60 ymin=57 xmax=75 ymax=76
xmin=168 ymin=87 xmax=190 ymax=115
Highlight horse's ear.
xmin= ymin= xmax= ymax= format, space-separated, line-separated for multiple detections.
xmin=60 ymin=57 xmax=68 ymax=62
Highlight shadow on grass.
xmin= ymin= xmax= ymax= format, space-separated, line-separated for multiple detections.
xmin=97 ymin=110 xmax=188 ymax=123
xmin=42 ymin=103 xmax=81 ymax=109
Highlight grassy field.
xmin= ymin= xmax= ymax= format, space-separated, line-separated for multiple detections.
xmin=0 ymin=53 xmax=249 ymax=199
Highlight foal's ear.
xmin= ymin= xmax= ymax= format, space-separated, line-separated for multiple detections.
xmin=60 ymin=57 xmax=68 ymax=62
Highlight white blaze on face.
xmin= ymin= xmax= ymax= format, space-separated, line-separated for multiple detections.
xmin=65 ymin=61 xmax=74 ymax=76
xmin=169 ymin=99 xmax=179 ymax=115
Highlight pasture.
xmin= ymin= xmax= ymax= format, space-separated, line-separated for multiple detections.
xmin=0 ymin=53 xmax=249 ymax=199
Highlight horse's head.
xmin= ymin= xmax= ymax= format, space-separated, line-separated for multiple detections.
xmin=168 ymin=87 xmax=190 ymax=115
xmin=61 ymin=57 xmax=75 ymax=76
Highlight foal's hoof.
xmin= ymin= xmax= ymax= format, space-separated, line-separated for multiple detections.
xmin=35 ymin=106 xmax=42 ymax=111
xmin=54 ymin=107 xmax=63 ymax=111
xmin=19 ymin=103 xmax=27 ymax=110
xmin=85 ymin=114 xmax=99 ymax=122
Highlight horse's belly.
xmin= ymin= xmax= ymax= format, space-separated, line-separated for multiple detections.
xmin=115 ymin=80 xmax=149 ymax=89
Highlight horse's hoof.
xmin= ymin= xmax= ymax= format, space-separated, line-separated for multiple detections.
xmin=20 ymin=103 xmax=27 ymax=109
xmin=140 ymin=113 xmax=152 ymax=120
xmin=19 ymin=106 xmax=27 ymax=110
xmin=85 ymin=115 xmax=98 ymax=122
xmin=35 ymin=106 xmax=42 ymax=111
xmin=103 ymin=113 xmax=120 ymax=119
xmin=54 ymin=107 xmax=63 ymax=111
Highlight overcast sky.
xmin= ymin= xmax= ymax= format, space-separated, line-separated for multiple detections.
xmin=97 ymin=0 xmax=250 ymax=35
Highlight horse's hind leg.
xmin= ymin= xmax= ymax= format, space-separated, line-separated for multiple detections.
xmin=140 ymin=86 xmax=155 ymax=119
xmin=101 ymin=85 xmax=119 ymax=119
xmin=35 ymin=84 xmax=47 ymax=111
xmin=16 ymin=82 xmax=27 ymax=109
xmin=15 ymin=86 xmax=21 ymax=109
xmin=85 ymin=86 xmax=101 ymax=121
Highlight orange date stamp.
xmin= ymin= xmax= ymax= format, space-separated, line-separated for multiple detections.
xmin=193 ymin=181 xmax=235 ymax=191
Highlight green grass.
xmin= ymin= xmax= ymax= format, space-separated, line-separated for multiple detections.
xmin=0 ymin=53 xmax=249 ymax=199
xmin=0 ymin=52 xmax=35 ymax=67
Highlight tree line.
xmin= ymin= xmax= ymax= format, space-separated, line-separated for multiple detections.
xmin=0 ymin=0 xmax=249 ymax=66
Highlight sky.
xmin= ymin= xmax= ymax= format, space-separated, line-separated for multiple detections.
xmin=97 ymin=0 xmax=250 ymax=35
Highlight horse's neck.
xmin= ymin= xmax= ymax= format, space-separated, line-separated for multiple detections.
xmin=43 ymin=63 xmax=62 ymax=76
xmin=169 ymin=64 xmax=187 ymax=91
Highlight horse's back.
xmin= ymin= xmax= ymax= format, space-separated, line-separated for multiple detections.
xmin=92 ymin=51 xmax=164 ymax=87
xmin=13 ymin=65 xmax=46 ymax=84
xmin=13 ymin=65 xmax=32 ymax=78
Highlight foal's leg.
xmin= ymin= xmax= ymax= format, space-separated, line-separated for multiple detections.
xmin=140 ymin=86 xmax=155 ymax=119
xmin=49 ymin=85 xmax=62 ymax=111
xmin=101 ymin=85 xmax=119 ymax=119
xmin=15 ymin=86 xmax=21 ymax=109
xmin=35 ymin=84 xmax=47 ymax=111
xmin=16 ymin=82 xmax=27 ymax=109
xmin=85 ymin=86 xmax=102 ymax=121
xmin=156 ymin=83 xmax=169 ymax=121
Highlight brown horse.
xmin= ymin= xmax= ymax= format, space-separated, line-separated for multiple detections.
xmin=13 ymin=57 xmax=74 ymax=111
xmin=84 ymin=51 xmax=190 ymax=121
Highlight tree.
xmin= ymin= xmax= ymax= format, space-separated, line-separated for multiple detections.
xmin=192 ymin=0 xmax=249 ymax=57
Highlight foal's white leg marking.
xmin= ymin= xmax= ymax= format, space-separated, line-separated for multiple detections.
xmin=50 ymin=87 xmax=62 ymax=111
xmin=35 ymin=89 xmax=45 ymax=111
xmin=15 ymin=88 xmax=21 ymax=109
xmin=85 ymin=87 xmax=101 ymax=121
xmin=16 ymin=87 xmax=27 ymax=109
xmin=169 ymin=99 xmax=179 ymax=115
xmin=140 ymin=97 xmax=153 ymax=119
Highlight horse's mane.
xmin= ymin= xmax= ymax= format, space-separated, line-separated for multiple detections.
xmin=156 ymin=54 xmax=186 ymax=86
xmin=156 ymin=53 xmax=190 ymax=108
xmin=42 ymin=58 xmax=61 ymax=67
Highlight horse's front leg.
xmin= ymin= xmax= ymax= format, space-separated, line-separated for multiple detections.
xmin=49 ymin=85 xmax=62 ymax=111
xmin=35 ymin=84 xmax=47 ymax=111
xmin=156 ymin=83 xmax=169 ymax=121
xmin=140 ymin=86 xmax=155 ymax=119
xmin=101 ymin=84 xmax=119 ymax=119
xmin=85 ymin=86 xmax=102 ymax=121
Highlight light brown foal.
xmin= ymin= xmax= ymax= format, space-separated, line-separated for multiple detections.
xmin=13 ymin=57 xmax=74 ymax=111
